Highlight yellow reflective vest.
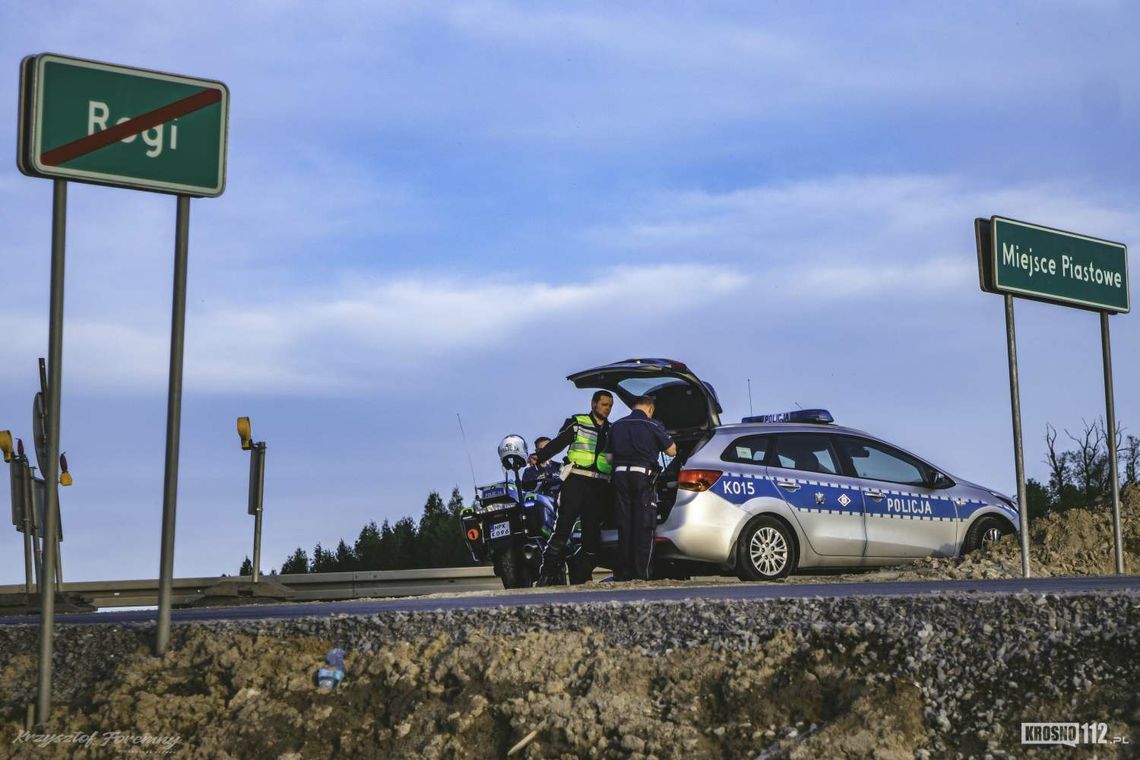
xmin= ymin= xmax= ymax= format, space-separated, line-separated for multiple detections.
xmin=566 ymin=414 xmax=612 ymax=474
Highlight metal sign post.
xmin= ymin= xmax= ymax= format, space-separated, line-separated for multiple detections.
xmin=1101 ymin=314 xmax=1125 ymax=575
xmin=36 ymin=178 xmax=67 ymax=727
xmin=1002 ymin=295 xmax=1032 ymax=577
xmin=977 ymin=216 xmax=1130 ymax=577
xmin=155 ymin=195 xmax=191 ymax=656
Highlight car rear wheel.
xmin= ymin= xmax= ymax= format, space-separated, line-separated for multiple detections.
xmin=962 ymin=515 xmax=1013 ymax=555
xmin=736 ymin=516 xmax=796 ymax=581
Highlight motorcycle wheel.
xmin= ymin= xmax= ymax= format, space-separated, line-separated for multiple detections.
xmin=493 ymin=544 xmax=532 ymax=589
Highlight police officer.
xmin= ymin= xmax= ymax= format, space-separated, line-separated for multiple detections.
xmin=606 ymin=394 xmax=676 ymax=581
xmin=532 ymin=390 xmax=614 ymax=585
xmin=520 ymin=437 xmax=560 ymax=484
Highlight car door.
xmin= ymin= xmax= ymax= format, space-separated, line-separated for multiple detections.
xmin=767 ymin=432 xmax=866 ymax=556
xmin=833 ymin=435 xmax=959 ymax=558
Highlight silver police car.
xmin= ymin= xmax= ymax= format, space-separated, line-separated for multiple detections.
xmin=571 ymin=358 xmax=1019 ymax=580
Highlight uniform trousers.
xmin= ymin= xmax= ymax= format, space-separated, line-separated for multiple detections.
xmin=539 ymin=473 xmax=611 ymax=584
xmin=613 ymin=470 xmax=656 ymax=581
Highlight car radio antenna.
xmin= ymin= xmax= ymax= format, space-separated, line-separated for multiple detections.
xmin=747 ymin=378 xmax=753 ymax=416
xmin=456 ymin=413 xmax=479 ymax=494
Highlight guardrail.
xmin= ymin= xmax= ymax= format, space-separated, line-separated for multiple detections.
xmin=0 ymin=567 xmax=506 ymax=609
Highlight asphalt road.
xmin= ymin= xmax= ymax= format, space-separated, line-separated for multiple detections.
xmin=1 ymin=575 xmax=1138 ymax=627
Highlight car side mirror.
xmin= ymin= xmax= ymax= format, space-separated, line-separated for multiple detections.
xmin=930 ymin=472 xmax=952 ymax=490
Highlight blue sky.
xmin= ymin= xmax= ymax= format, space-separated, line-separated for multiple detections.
xmin=0 ymin=2 xmax=1137 ymax=581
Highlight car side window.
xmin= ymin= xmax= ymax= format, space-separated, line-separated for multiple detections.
xmin=837 ymin=436 xmax=928 ymax=487
xmin=721 ymin=435 xmax=771 ymax=466
xmin=770 ymin=434 xmax=839 ymax=475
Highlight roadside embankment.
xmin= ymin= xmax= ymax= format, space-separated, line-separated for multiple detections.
xmin=1 ymin=591 xmax=1137 ymax=758
xmin=895 ymin=485 xmax=1140 ymax=581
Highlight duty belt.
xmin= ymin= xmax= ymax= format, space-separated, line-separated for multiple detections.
xmin=614 ymin=465 xmax=652 ymax=474
xmin=570 ymin=467 xmax=611 ymax=481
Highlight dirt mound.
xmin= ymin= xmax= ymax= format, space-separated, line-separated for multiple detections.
xmin=1 ymin=593 xmax=1137 ymax=758
xmin=899 ymin=485 xmax=1140 ymax=579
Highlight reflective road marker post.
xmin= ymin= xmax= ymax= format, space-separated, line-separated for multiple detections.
xmin=0 ymin=432 xmax=34 ymax=593
xmin=18 ymin=53 xmax=228 ymax=718
xmin=237 ymin=417 xmax=266 ymax=584
xmin=977 ymin=216 xmax=1130 ymax=577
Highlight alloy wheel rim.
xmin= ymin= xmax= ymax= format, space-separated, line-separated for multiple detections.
xmin=981 ymin=526 xmax=1002 ymax=547
xmin=749 ymin=527 xmax=788 ymax=576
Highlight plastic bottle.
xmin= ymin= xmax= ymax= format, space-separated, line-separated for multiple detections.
xmin=316 ymin=648 xmax=346 ymax=691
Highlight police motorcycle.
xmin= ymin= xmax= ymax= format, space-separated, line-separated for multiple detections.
xmin=460 ymin=436 xmax=570 ymax=588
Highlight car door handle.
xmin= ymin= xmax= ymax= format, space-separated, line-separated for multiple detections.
xmin=776 ymin=479 xmax=800 ymax=492
xmin=865 ymin=490 xmax=884 ymax=500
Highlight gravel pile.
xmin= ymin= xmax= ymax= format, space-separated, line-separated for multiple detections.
xmin=895 ymin=485 xmax=1140 ymax=581
xmin=1 ymin=592 xmax=1137 ymax=758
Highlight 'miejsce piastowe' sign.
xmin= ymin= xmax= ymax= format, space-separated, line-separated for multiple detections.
xmin=977 ymin=216 xmax=1129 ymax=313
xmin=18 ymin=53 xmax=228 ymax=197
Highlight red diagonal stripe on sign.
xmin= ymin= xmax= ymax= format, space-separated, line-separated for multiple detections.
xmin=40 ymin=87 xmax=222 ymax=167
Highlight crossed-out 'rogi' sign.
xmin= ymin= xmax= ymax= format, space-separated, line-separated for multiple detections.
xmin=16 ymin=52 xmax=229 ymax=724
xmin=18 ymin=53 xmax=228 ymax=196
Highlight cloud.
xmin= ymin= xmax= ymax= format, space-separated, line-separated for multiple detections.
xmin=0 ymin=263 xmax=746 ymax=395
xmin=590 ymin=174 xmax=1140 ymax=269
xmin=3 ymin=171 xmax=1135 ymax=399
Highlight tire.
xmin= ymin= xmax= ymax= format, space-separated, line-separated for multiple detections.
xmin=492 ymin=545 xmax=532 ymax=589
xmin=962 ymin=515 xmax=1013 ymax=555
xmin=735 ymin=516 xmax=796 ymax=581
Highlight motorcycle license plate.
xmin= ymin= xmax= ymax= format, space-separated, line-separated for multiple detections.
xmin=489 ymin=521 xmax=511 ymax=539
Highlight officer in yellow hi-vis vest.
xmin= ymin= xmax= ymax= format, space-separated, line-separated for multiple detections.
xmin=531 ymin=390 xmax=614 ymax=585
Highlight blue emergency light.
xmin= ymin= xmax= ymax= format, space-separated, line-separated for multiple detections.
xmin=743 ymin=409 xmax=834 ymax=424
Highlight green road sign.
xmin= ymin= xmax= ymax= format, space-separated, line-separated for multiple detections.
xmin=18 ymin=53 xmax=228 ymax=197
xmin=977 ymin=216 xmax=1129 ymax=313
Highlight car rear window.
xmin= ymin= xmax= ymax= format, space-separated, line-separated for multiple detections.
xmin=721 ymin=435 xmax=771 ymax=466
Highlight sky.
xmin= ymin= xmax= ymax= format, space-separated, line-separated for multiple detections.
xmin=0 ymin=1 xmax=1137 ymax=581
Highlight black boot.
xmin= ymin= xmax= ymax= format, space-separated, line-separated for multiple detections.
xmin=567 ymin=550 xmax=596 ymax=585
xmin=536 ymin=539 xmax=567 ymax=586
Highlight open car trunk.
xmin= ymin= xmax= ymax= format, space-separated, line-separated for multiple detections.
xmin=567 ymin=358 xmax=721 ymax=518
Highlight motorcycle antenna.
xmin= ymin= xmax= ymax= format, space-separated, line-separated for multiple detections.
xmin=747 ymin=378 xmax=753 ymax=416
xmin=456 ymin=413 xmax=479 ymax=494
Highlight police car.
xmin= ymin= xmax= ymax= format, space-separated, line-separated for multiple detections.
xmin=570 ymin=358 xmax=1019 ymax=580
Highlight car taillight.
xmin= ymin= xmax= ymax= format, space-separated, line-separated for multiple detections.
xmin=678 ymin=469 xmax=722 ymax=492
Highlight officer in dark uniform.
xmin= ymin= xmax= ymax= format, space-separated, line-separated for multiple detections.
xmin=520 ymin=437 xmax=560 ymax=484
xmin=532 ymin=390 xmax=614 ymax=585
xmin=605 ymin=394 xmax=676 ymax=581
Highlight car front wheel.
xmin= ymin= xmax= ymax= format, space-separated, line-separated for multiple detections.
xmin=962 ymin=515 xmax=1013 ymax=555
xmin=736 ymin=516 xmax=796 ymax=581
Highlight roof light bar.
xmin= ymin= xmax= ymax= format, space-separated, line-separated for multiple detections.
xmin=743 ymin=409 xmax=834 ymax=424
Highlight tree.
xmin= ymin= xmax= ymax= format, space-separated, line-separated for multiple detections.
xmin=239 ymin=556 xmax=252 ymax=577
xmin=1123 ymin=435 xmax=1140 ymax=486
xmin=281 ymin=547 xmax=309 ymax=575
xmin=1025 ymin=478 xmax=1050 ymax=522
xmin=334 ymin=539 xmax=358 ymax=572
xmin=355 ymin=521 xmax=383 ymax=571
xmin=389 ymin=517 xmax=419 ymax=570
xmin=415 ymin=491 xmax=454 ymax=568
xmin=311 ymin=542 xmax=338 ymax=573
